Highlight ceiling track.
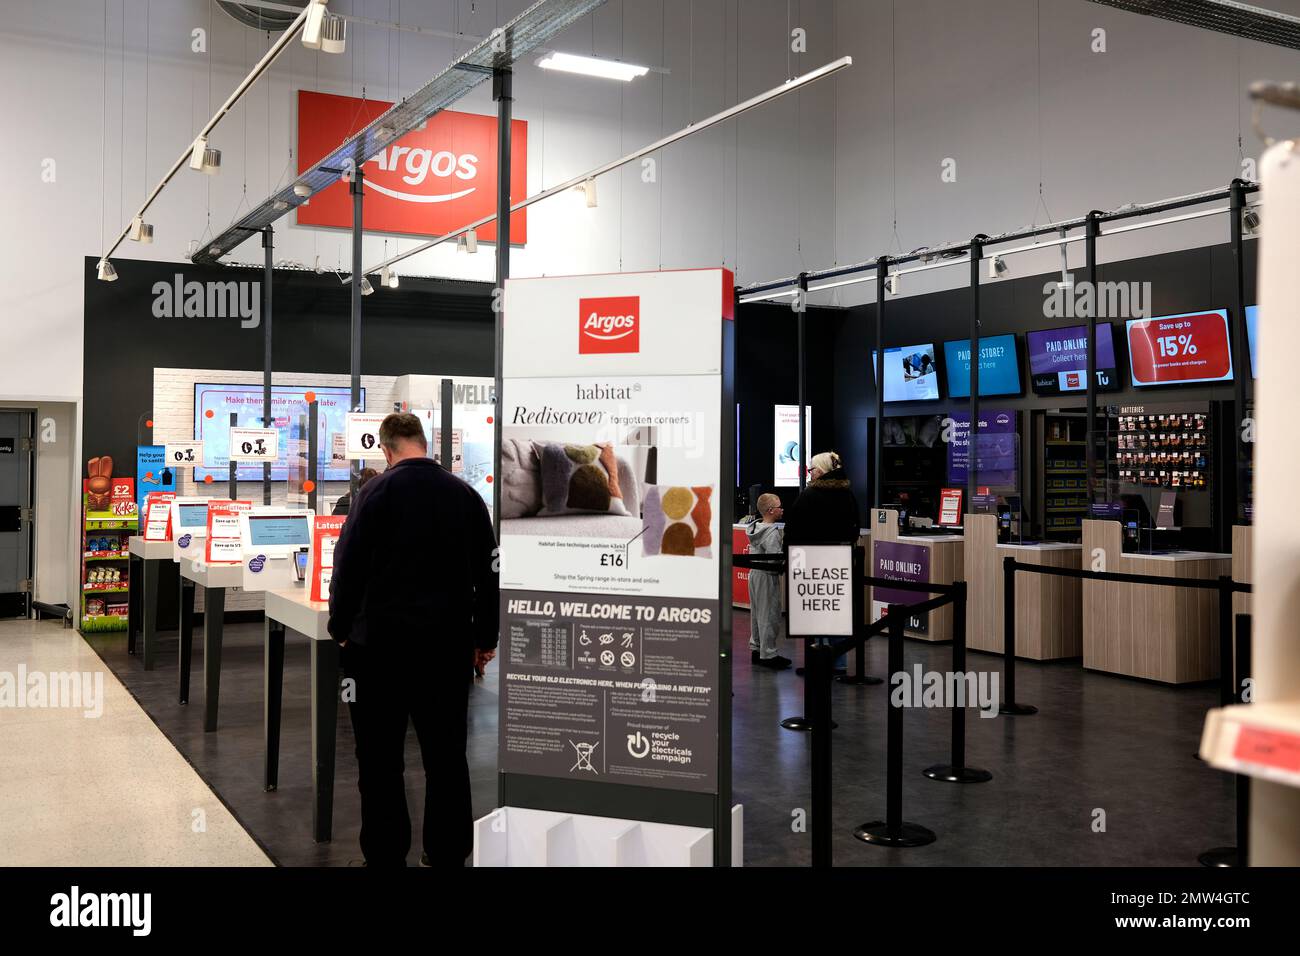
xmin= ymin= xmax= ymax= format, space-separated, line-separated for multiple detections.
xmin=1087 ymin=0 xmax=1300 ymax=48
xmin=191 ymin=0 xmax=608 ymax=267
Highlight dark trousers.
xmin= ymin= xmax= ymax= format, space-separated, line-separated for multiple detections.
xmin=343 ymin=643 xmax=472 ymax=866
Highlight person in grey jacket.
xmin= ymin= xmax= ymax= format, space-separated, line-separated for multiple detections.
xmin=744 ymin=493 xmax=791 ymax=670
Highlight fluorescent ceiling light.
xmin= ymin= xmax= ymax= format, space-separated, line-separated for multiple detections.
xmin=537 ymin=51 xmax=648 ymax=82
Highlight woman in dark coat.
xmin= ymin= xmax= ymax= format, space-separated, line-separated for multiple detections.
xmin=782 ymin=451 xmax=860 ymax=546
xmin=782 ymin=451 xmax=861 ymax=674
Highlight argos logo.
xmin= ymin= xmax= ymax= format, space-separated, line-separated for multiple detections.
xmin=579 ymin=297 xmax=640 ymax=354
xmin=296 ymin=90 xmax=527 ymax=243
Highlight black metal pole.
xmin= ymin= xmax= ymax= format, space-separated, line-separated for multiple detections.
xmin=874 ymin=258 xmax=887 ymax=508
xmin=924 ymin=580 xmax=992 ymax=783
xmin=797 ymin=271 xmax=808 ymax=490
xmin=1199 ymin=608 xmax=1251 ymax=869
xmin=492 ymin=65 xmax=513 ymax=539
xmin=999 ymin=556 xmax=1037 ymax=716
xmin=349 ymin=168 xmax=364 ymax=499
xmin=838 ymin=544 xmax=882 ymax=686
xmin=228 ymin=412 xmax=238 ymax=500
xmin=1228 ymin=180 xmax=1251 ymax=527
xmin=809 ymin=639 xmax=834 ymax=868
xmin=1084 ymin=211 xmax=1101 ymax=503
xmin=968 ymin=238 xmax=983 ymax=506
xmin=262 ymin=226 xmax=273 ymax=506
xmin=855 ymin=607 xmax=936 ymax=847
xmin=307 ymin=401 xmax=319 ymax=515
xmin=1217 ymin=576 xmax=1235 ymax=709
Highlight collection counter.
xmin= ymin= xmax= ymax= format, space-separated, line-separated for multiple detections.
xmin=1081 ymin=519 xmax=1231 ymax=684
xmin=869 ymin=509 xmax=962 ymax=641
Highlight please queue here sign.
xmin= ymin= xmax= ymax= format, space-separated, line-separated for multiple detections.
xmin=787 ymin=545 xmax=854 ymax=636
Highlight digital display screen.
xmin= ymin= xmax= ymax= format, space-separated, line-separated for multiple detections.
xmin=1246 ymin=305 xmax=1258 ymax=379
xmin=944 ymin=334 xmax=1021 ymax=398
xmin=872 ymin=344 xmax=941 ymax=402
xmin=1127 ymin=310 xmax=1233 ymax=387
xmin=1026 ymin=323 xmax=1121 ymax=394
xmin=247 ymin=515 xmax=312 ymax=547
xmin=177 ymin=503 xmax=209 ymax=527
xmin=773 ymin=404 xmax=811 ymax=488
xmin=194 ymin=384 xmax=363 ymax=482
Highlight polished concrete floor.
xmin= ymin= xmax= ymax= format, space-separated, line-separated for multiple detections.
xmin=72 ymin=609 xmax=1235 ymax=867
xmin=0 ymin=618 xmax=271 ymax=866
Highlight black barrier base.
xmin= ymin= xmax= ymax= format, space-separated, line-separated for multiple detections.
xmin=781 ymin=715 xmax=838 ymax=732
xmin=1198 ymin=846 xmax=1240 ymax=868
xmin=854 ymin=820 xmax=937 ymax=848
xmin=923 ymin=763 xmax=992 ymax=784
xmin=999 ymin=702 xmax=1038 ymax=716
xmin=836 ymin=673 xmax=884 ymax=686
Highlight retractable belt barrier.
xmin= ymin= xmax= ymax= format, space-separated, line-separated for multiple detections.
xmin=1003 ymin=556 xmax=1253 ymax=866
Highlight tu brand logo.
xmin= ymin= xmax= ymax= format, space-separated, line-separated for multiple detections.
xmin=578 ymin=296 xmax=640 ymax=354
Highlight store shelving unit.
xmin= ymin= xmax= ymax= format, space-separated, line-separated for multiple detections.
xmin=79 ymin=495 xmax=136 ymax=633
xmin=1042 ymin=412 xmax=1092 ymax=538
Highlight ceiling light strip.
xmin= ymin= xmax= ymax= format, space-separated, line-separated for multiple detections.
xmin=364 ymin=55 xmax=854 ymax=276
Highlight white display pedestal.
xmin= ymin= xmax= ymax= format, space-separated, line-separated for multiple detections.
xmin=473 ymin=805 xmax=744 ymax=867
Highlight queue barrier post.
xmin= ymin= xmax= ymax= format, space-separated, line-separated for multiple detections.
xmin=808 ymin=639 xmax=836 ymax=867
xmin=838 ymin=545 xmax=883 ymax=686
xmin=998 ymin=556 xmax=1037 ymax=716
xmin=923 ymin=580 xmax=992 ymax=784
xmin=854 ymin=606 xmax=937 ymax=848
xmin=1199 ymin=610 xmax=1252 ymax=868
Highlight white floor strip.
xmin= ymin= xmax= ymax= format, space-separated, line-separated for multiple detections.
xmin=0 ymin=618 xmax=272 ymax=866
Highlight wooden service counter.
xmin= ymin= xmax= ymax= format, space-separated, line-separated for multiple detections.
xmin=868 ymin=509 xmax=962 ymax=642
xmin=1081 ymin=519 xmax=1231 ymax=684
xmin=964 ymin=514 xmax=1082 ymax=660
xmin=1232 ymin=525 xmax=1252 ymax=619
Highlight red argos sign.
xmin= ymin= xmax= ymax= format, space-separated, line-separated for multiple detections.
xmin=578 ymin=296 xmax=640 ymax=354
xmin=295 ymin=90 xmax=527 ymax=244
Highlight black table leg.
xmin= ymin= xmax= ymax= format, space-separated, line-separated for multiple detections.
xmin=264 ymin=619 xmax=285 ymax=792
xmin=202 ymin=586 xmax=226 ymax=732
xmin=178 ymin=577 xmax=196 ymax=704
xmin=127 ymin=554 xmax=139 ymax=655
xmin=311 ymin=638 xmax=339 ymax=843
xmin=141 ymin=558 xmax=160 ymax=671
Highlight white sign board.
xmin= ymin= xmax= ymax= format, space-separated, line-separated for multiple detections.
xmin=164 ymin=441 xmax=206 ymax=469
xmin=344 ymin=412 xmax=386 ymax=459
xmin=228 ymin=427 xmax=279 ymax=462
xmin=774 ymin=405 xmax=811 ymax=488
xmin=787 ymin=544 xmax=854 ymax=636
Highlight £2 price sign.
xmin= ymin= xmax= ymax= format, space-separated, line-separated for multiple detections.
xmin=229 ymin=427 xmax=279 ymax=462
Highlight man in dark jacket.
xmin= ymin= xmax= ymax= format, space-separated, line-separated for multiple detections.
xmin=328 ymin=412 xmax=498 ymax=867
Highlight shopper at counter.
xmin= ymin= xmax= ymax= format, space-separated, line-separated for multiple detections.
xmin=745 ymin=493 xmax=791 ymax=670
xmin=784 ymin=451 xmax=860 ymax=674
xmin=331 ymin=467 xmax=378 ymax=516
xmin=327 ymin=412 xmax=499 ymax=867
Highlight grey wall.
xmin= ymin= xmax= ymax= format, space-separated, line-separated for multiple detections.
xmin=819 ymin=0 xmax=1300 ymax=307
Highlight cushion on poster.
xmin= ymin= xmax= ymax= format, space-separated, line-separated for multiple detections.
xmin=642 ymin=485 xmax=713 ymax=558
xmin=537 ymin=442 xmax=629 ymax=517
xmin=500 ymin=438 xmax=543 ymax=518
